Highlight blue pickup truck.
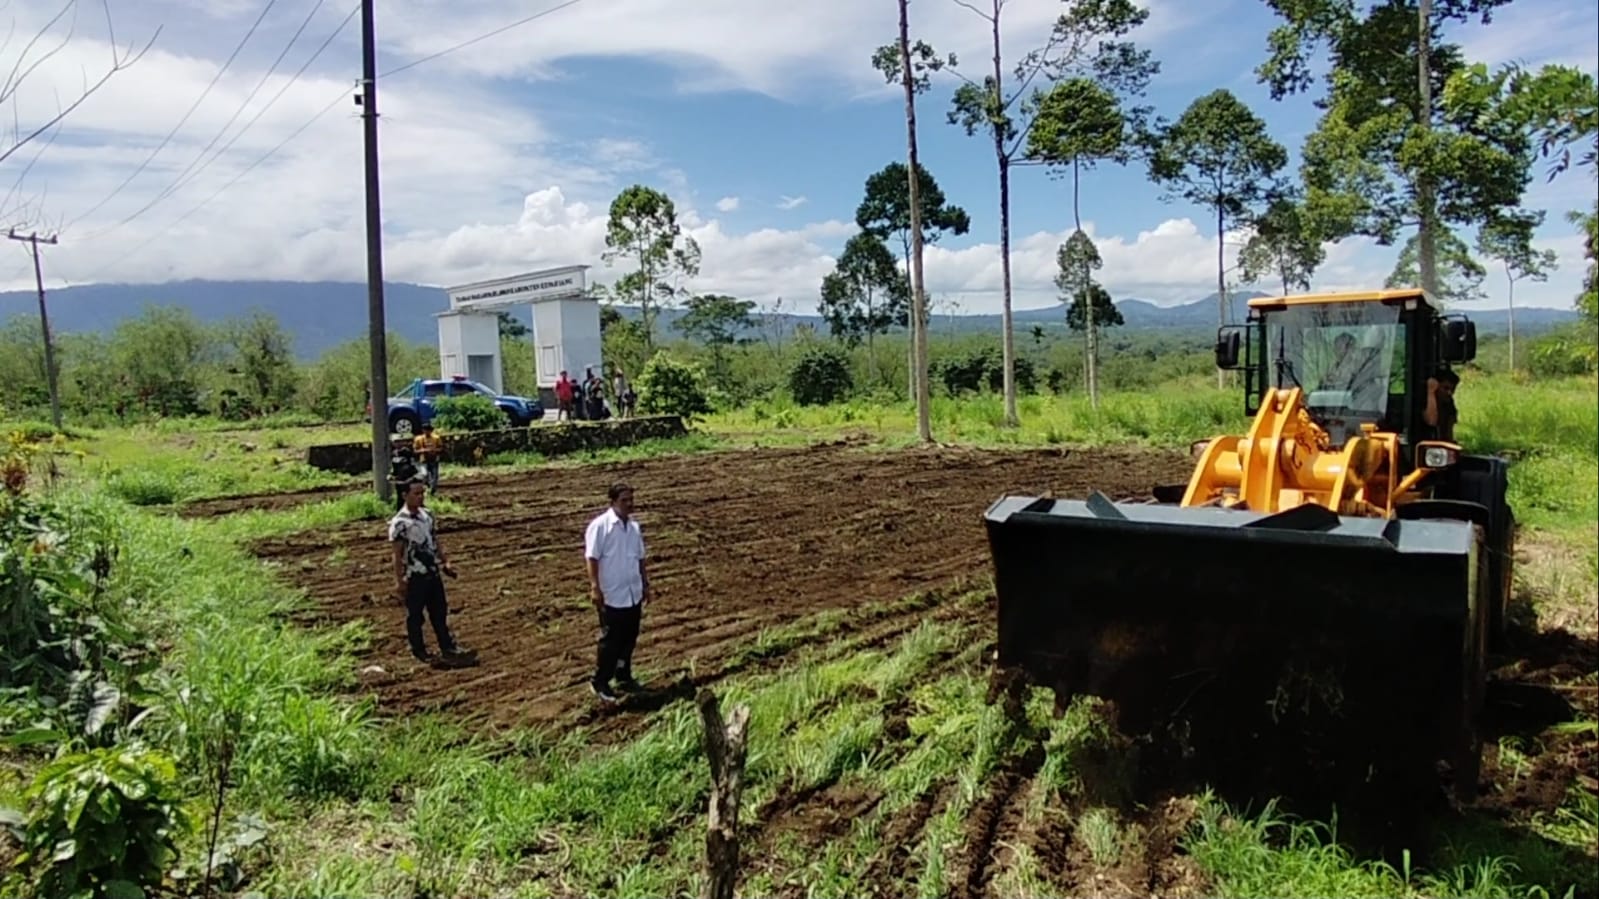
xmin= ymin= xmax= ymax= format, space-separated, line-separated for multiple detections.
xmin=378 ymin=376 xmax=545 ymax=437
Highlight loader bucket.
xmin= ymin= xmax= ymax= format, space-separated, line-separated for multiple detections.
xmin=984 ymin=493 xmax=1490 ymax=805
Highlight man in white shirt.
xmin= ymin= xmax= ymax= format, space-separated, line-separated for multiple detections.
xmin=585 ymin=482 xmax=651 ymax=703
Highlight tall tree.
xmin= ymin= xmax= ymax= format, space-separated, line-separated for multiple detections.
xmin=1239 ymin=195 xmax=1326 ymax=295
xmin=1054 ymin=230 xmax=1114 ymax=407
xmin=1146 ymin=89 xmax=1287 ymax=384
xmin=111 ymin=305 xmax=215 ymax=416
xmin=854 ymin=163 xmax=972 ymax=267
xmin=1444 ymin=62 xmax=1597 ymax=181
xmin=1385 ymin=228 xmax=1486 ymax=304
xmin=945 ymin=0 xmax=1157 ymax=427
xmin=1256 ymin=0 xmax=1531 ymax=301
xmin=602 ymin=185 xmax=702 ymax=352
xmin=818 ymin=233 xmax=910 ymax=381
xmin=1445 ymin=61 xmax=1597 ymax=326
xmin=873 ymin=31 xmax=962 ymax=438
xmin=224 ymin=311 xmax=299 ymax=413
xmin=1025 ymin=78 xmax=1142 ymax=232
xmin=853 ymin=161 xmax=970 ymax=410
xmin=676 ymin=293 xmax=756 ymax=382
xmin=1066 ymin=283 xmax=1124 ymax=332
xmin=1476 ymin=211 xmax=1558 ymax=370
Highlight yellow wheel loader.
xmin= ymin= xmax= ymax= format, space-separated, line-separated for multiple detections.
xmin=984 ymin=288 xmax=1514 ymax=804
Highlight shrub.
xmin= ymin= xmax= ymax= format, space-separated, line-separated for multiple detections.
xmin=1528 ymin=326 xmax=1597 ymax=377
xmin=431 ymin=394 xmax=504 ymax=432
xmin=103 ymin=469 xmax=185 ymax=506
xmin=931 ymin=347 xmax=1037 ymax=395
xmin=637 ymin=353 xmax=714 ymax=421
xmin=1 ymin=468 xmax=155 ymax=747
xmin=788 ymin=345 xmax=853 ymax=406
xmin=2 ymin=748 xmax=191 ymax=899
xmin=1 ymin=421 xmax=88 ymax=442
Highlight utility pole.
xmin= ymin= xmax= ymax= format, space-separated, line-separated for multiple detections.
xmin=7 ymin=229 xmax=63 ymax=431
xmin=357 ymin=0 xmax=391 ymax=502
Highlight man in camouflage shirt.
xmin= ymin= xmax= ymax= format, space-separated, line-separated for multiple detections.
xmin=389 ymin=478 xmax=464 ymax=661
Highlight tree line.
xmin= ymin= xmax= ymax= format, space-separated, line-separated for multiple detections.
xmin=848 ymin=0 xmax=1598 ymax=429
xmin=4 ymin=0 xmax=1594 ymax=431
xmin=588 ymin=0 xmax=1597 ymax=430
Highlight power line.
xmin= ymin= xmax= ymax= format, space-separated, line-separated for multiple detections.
xmin=63 ymin=0 xmax=281 ymax=232
xmin=380 ymin=0 xmax=587 ymax=78
xmin=0 ymin=116 xmax=65 ymax=222
xmin=80 ymin=87 xmax=350 ymax=282
xmin=80 ymin=0 xmax=335 ymax=241
xmin=84 ymin=0 xmax=590 ymax=281
xmin=162 ymin=1 xmax=360 ymax=202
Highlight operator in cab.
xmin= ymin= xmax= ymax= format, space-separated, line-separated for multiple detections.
xmin=1424 ymin=367 xmax=1460 ymax=441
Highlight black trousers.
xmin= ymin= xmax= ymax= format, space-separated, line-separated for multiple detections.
xmin=406 ymin=573 xmax=456 ymax=656
xmin=594 ymin=604 xmax=642 ymax=688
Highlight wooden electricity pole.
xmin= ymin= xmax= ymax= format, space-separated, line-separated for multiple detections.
xmin=7 ymin=229 xmax=63 ymax=431
xmin=358 ymin=0 xmax=391 ymax=502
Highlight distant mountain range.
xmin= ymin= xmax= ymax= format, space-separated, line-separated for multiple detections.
xmin=0 ymin=279 xmax=1577 ymax=360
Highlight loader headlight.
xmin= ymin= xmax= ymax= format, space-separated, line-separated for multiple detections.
xmin=1418 ymin=444 xmax=1459 ymax=470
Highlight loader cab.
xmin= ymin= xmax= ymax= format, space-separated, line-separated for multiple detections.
xmin=1213 ymin=288 xmax=1476 ymax=472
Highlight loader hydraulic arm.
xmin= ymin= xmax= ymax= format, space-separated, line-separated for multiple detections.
xmin=1181 ymin=387 xmax=1395 ymax=516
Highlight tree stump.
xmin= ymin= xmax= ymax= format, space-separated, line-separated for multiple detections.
xmin=697 ymin=688 xmax=751 ymax=899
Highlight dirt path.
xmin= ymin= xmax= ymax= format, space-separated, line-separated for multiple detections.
xmin=252 ymin=442 xmax=1189 ymax=733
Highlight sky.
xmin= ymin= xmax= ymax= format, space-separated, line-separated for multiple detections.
xmin=1 ymin=0 xmax=1595 ymax=318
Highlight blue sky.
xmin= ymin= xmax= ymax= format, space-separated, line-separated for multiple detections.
xmin=2 ymin=0 xmax=1594 ymax=315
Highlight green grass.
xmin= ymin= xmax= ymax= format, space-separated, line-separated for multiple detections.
xmin=5 ymin=370 xmax=1593 ymax=898
xmin=9 ymin=476 xmax=1593 ymax=897
xmin=56 ymin=423 xmax=360 ymax=504
xmin=202 ymin=492 xmax=467 ymax=543
xmin=1181 ymin=795 xmax=1591 ymax=899
xmin=472 ymin=432 xmax=729 ymax=473
xmin=708 ymin=372 xmax=1241 ymax=448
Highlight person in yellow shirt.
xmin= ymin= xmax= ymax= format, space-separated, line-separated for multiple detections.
xmin=412 ymin=423 xmax=444 ymax=492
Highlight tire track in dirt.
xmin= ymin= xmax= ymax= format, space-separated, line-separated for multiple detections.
xmin=954 ymin=744 xmax=1046 ymax=899
xmin=250 ymin=442 xmax=1188 ymax=734
xmin=1049 ymin=796 xmax=1209 ymax=899
xmin=529 ymin=585 xmax=989 ymax=746
xmin=868 ymin=783 xmax=956 ymax=892
xmin=735 ymin=614 xmax=993 ymax=889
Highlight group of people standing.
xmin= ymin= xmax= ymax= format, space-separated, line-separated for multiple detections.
xmin=555 ymin=366 xmax=637 ymax=422
xmin=387 ymin=475 xmax=651 ymax=705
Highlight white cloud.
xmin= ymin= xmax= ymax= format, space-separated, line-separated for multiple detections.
xmin=372 ymin=0 xmax=1197 ymax=101
xmin=0 ymin=0 xmax=1587 ymax=325
xmin=1452 ymin=0 xmax=1599 ymax=72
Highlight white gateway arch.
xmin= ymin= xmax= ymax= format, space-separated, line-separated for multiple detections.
xmin=436 ymin=264 xmax=602 ymax=408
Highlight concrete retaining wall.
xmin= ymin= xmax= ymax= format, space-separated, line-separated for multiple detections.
xmin=305 ymin=415 xmax=689 ymax=475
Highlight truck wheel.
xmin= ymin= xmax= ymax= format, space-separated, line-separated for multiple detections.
xmin=391 ymin=410 xmax=419 ymax=438
xmin=502 ymin=407 xmax=523 ymax=429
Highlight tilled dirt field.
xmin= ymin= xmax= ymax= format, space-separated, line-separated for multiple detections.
xmin=252 ymin=441 xmax=1189 ymax=733
xmin=244 ymin=439 xmax=1596 ymax=897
